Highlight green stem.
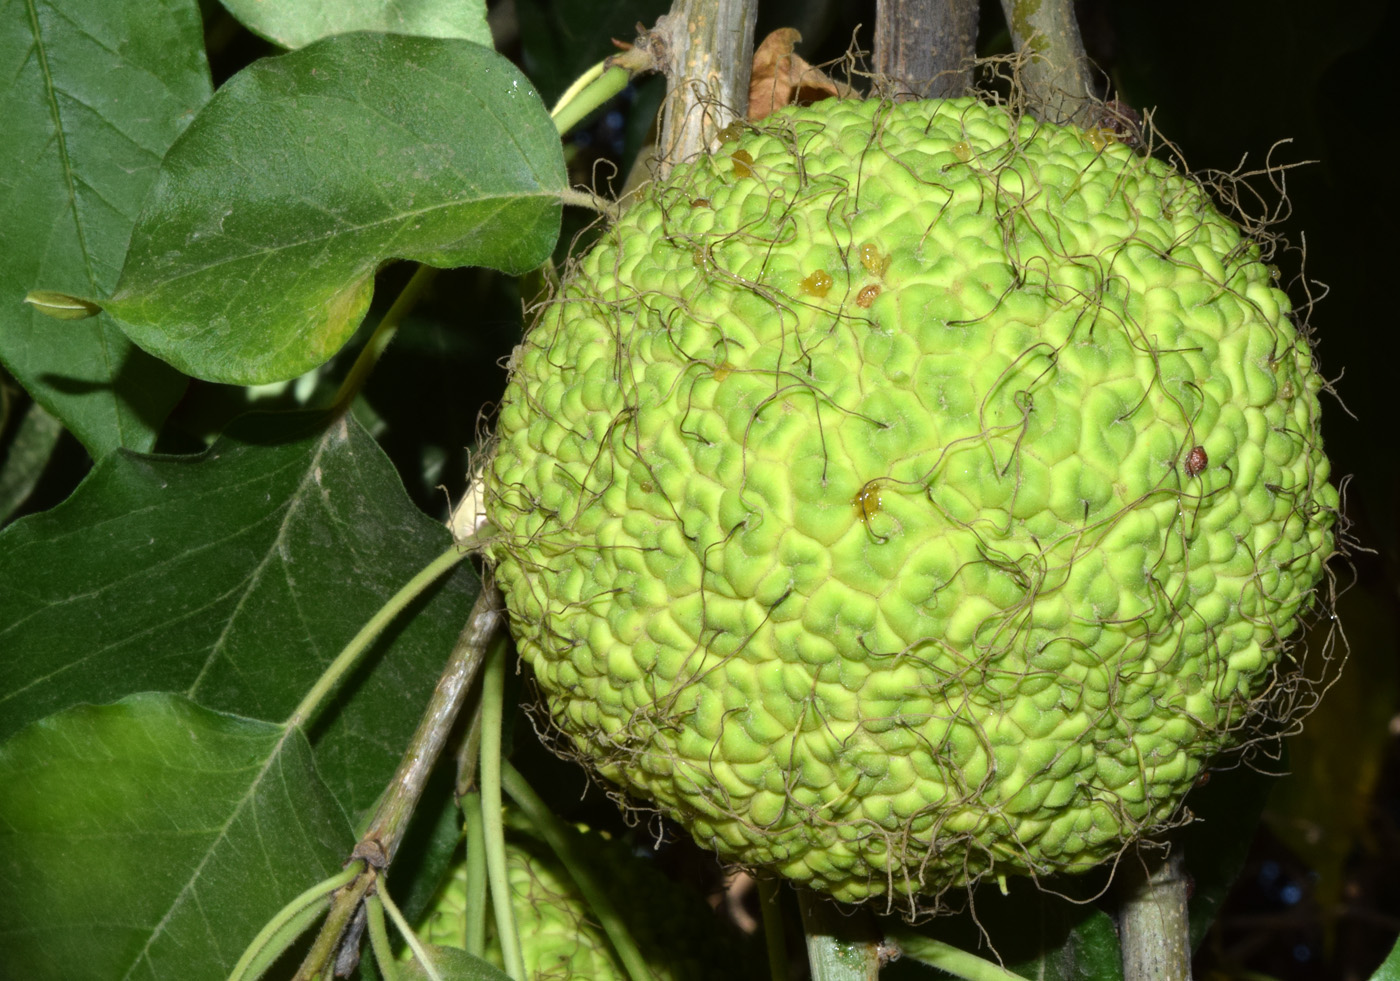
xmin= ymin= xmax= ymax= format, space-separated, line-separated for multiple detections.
xmin=379 ymin=880 xmax=444 ymax=981
xmin=330 ymin=264 xmax=440 ymax=416
xmin=460 ymin=790 xmax=489 ymax=958
xmin=500 ymin=761 xmax=654 ymax=981
xmin=365 ymin=895 xmax=401 ymax=981
xmin=552 ymin=61 xmax=632 ymax=137
xmin=226 ymin=863 xmax=361 ymax=981
xmin=883 ymin=928 xmax=1032 ymax=981
xmin=286 ymin=542 xmax=472 ymax=730
xmin=291 ymin=865 xmax=377 ymax=981
xmin=479 ymin=637 xmax=525 ymax=981
xmin=996 ymin=0 xmax=1094 ymax=123
xmin=1118 ymin=845 xmax=1192 ymax=981
xmin=757 ymin=878 xmax=790 ymax=981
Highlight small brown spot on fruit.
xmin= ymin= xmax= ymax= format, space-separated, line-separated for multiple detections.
xmin=856 ymin=284 xmax=881 ymax=308
xmin=1184 ymin=445 xmax=1208 ymax=478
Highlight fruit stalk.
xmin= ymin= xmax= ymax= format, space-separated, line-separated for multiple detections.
xmin=1119 ymin=846 xmax=1193 ymax=981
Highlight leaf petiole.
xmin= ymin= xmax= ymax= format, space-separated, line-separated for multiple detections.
xmin=501 ymin=761 xmax=654 ymax=981
xmin=329 ymin=264 xmax=439 ymax=416
xmin=366 ymin=894 xmax=401 ymax=981
xmin=551 ymin=59 xmax=631 ymax=138
xmin=286 ymin=541 xmax=474 ymax=731
xmin=227 ymin=862 xmax=362 ymax=981
xmin=479 ymin=637 xmax=525 ymax=981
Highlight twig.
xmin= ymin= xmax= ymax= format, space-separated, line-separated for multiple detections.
xmin=290 ymin=584 xmax=504 ymax=979
xmin=997 ymin=0 xmax=1095 ymax=123
xmin=797 ymin=890 xmax=883 ymax=981
xmin=644 ymin=0 xmax=759 ymax=176
xmin=355 ymin=583 xmax=504 ymax=867
xmin=874 ymin=0 xmax=979 ymax=99
xmin=1119 ymin=844 xmax=1193 ymax=981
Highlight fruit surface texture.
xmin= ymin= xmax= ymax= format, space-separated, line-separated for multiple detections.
xmin=414 ymin=821 xmax=743 ymax=980
xmin=486 ymin=97 xmax=1338 ymax=904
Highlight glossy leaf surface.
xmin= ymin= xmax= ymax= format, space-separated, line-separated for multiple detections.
xmin=105 ymin=33 xmax=565 ymax=384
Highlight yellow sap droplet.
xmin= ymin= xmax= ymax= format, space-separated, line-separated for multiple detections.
xmin=1084 ymin=127 xmax=1113 ymax=152
xmin=856 ymin=284 xmax=881 ymax=308
xmin=731 ymin=148 xmax=754 ymax=178
xmin=853 ymin=480 xmax=883 ymax=525
xmin=718 ymin=120 xmax=745 ymax=144
xmin=801 ymin=269 xmax=833 ymax=297
xmin=859 ymin=242 xmax=891 ymax=278
xmin=951 ymin=141 xmax=972 ymax=162
xmin=712 ymin=363 xmax=733 ymax=381
xmin=693 ymin=246 xmax=713 ymax=271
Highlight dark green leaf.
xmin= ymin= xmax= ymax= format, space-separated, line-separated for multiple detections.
xmin=0 ymin=693 xmax=352 ymax=981
xmin=220 ymin=0 xmax=491 ymax=50
xmin=105 ymin=33 xmax=566 ymax=384
xmin=0 ymin=0 xmax=209 ymax=456
xmin=0 ymin=410 xmax=478 ymax=815
xmin=1181 ymin=762 xmax=1277 ymax=950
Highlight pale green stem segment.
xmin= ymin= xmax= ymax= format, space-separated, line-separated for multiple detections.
xmin=479 ymin=639 xmax=525 ymax=981
xmin=226 ymin=862 xmax=361 ymax=981
xmin=286 ymin=541 xmax=473 ymax=730
xmin=884 ymin=929 xmax=1033 ymax=981
xmin=551 ymin=60 xmax=631 ymax=137
xmin=500 ymin=761 xmax=654 ymax=981
xmin=757 ymin=878 xmax=789 ymax=981
xmin=365 ymin=895 xmax=401 ymax=981
xmin=291 ymin=866 xmax=378 ymax=981
xmin=461 ymin=790 xmax=490 ymax=957
xmin=797 ymin=890 xmax=883 ymax=981
xmin=379 ymin=878 xmax=445 ymax=981
xmin=330 ymin=263 xmax=440 ymax=416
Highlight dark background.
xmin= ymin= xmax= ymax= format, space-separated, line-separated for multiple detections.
xmin=12 ymin=1 xmax=1395 ymax=978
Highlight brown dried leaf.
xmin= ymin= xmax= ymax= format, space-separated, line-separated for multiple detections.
xmin=747 ymin=28 xmax=841 ymax=122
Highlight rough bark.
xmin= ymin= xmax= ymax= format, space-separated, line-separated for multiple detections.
xmin=998 ymin=0 xmax=1096 ymax=123
xmin=646 ymin=0 xmax=759 ymax=177
xmin=874 ymin=0 xmax=979 ymax=99
xmin=1119 ymin=845 xmax=1194 ymax=981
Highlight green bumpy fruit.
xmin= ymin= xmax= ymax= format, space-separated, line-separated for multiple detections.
xmin=413 ymin=819 xmax=749 ymax=981
xmin=486 ymin=97 xmax=1338 ymax=904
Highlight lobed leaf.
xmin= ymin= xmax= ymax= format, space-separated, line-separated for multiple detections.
xmin=0 ymin=409 xmax=479 ymax=816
